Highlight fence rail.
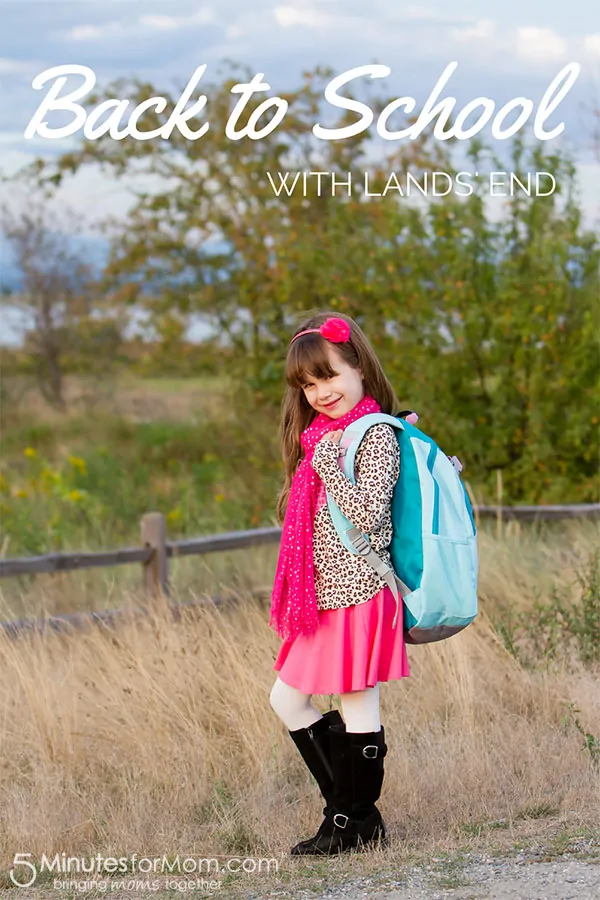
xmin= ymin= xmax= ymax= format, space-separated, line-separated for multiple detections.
xmin=0 ymin=522 xmax=282 ymax=581
xmin=0 ymin=547 xmax=152 ymax=578
xmin=0 ymin=592 xmax=271 ymax=640
xmin=1 ymin=507 xmax=598 ymax=586
xmin=474 ymin=503 xmax=600 ymax=520
xmin=0 ymin=505 xmax=598 ymax=640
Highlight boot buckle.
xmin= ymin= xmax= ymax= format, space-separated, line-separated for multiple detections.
xmin=362 ymin=745 xmax=379 ymax=759
xmin=333 ymin=813 xmax=349 ymax=829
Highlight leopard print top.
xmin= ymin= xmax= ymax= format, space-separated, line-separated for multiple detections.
xmin=310 ymin=423 xmax=399 ymax=611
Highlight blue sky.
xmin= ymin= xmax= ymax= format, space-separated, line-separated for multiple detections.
xmin=1 ymin=0 xmax=599 ymax=341
xmin=1 ymin=0 xmax=599 ymax=217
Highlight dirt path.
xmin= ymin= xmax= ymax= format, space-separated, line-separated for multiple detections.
xmin=242 ymin=822 xmax=600 ymax=900
xmin=293 ymin=849 xmax=600 ymax=899
xmin=2 ymin=823 xmax=598 ymax=899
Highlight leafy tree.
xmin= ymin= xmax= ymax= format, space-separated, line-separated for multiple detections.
xmin=0 ymin=197 xmax=124 ymax=409
xmin=22 ymin=64 xmax=599 ymax=502
xmin=25 ymin=62 xmax=444 ymax=390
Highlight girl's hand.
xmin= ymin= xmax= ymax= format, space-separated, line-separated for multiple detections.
xmin=318 ymin=430 xmax=343 ymax=445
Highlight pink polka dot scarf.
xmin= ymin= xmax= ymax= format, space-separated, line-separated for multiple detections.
xmin=269 ymin=394 xmax=381 ymax=641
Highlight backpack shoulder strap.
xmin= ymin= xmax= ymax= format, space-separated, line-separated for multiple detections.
xmin=339 ymin=412 xmax=404 ymax=475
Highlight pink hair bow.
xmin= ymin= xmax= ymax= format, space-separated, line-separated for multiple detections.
xmin=289 ymin=317 xmax=351 ymax=345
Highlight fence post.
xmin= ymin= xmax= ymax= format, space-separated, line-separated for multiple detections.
xmin=141 ymin=512 xmax=169 ymax=599
xmin=464 ymin=480 xmax=480 ymax=532
xmin=496 ymin=469 xmax=503 ymax=540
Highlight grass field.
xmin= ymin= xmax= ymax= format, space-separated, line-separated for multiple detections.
xmin=0 ymin=518 xmax=598 ymax=897
xmin=0 ymin=375 xmax=281 ymax=584
xmin=1 ymin=374 xmax=599 ymax=897
xmin=2 ymin=373 xmax=233 ymax=424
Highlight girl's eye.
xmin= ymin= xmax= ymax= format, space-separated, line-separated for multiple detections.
xmin=302 ymin=373 xmax=336 ymax=388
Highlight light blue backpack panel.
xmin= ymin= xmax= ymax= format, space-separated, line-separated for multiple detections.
xmin=326 ymin=412 xmax=478 ymax=644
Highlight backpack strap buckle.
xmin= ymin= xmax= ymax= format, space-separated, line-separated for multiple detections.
xmin=350 ymin=533 xmax=371 ymax=555
xmin=347 ymin=527 xmax=406 ymax=630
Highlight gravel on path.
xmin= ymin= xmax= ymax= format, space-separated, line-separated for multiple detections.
xmin=249 ymin=833 xmax=599 ymax=900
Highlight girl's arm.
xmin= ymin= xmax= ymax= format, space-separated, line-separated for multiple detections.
xmin=311 ymin=423 xmax=399 ymax=532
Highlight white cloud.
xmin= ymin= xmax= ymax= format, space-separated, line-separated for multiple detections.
xmin=583 ymin=33 xmax=600 ymax=57
xmin=273 ymin=6 xmax=331 ymax=29
xmin=139 ymin=15 xmax=180 ymax=31
xmin=140 ymin=8 xmax=213 ymax=31
xmin=452 ymin=18 xmax=495 ymax=43
xmin=0 ymin=131 xmax=79 ymax=152
xmin=0 ymin=58 xmax=35 ymax=75
xmin=225 ymin=24 xmax=245 ymax=40
xmin=62 ymin=8 xmax=212 ymax=41
xmin=516 ymin=26 xmax=567 ymax=64
xmin=65 ymin=21 xmax=125 ymax=41
xmin=402 ymin=5 xmax=441 ymax=20
xmin=396 ymin=6 xmax=473 ymax=24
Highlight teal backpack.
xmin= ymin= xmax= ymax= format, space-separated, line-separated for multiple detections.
xmin=327 ymin=411 xmax=478 ymax=644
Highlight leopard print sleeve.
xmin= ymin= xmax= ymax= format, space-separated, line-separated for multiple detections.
xmin=310 ymin=423 xmax=399 ymax=532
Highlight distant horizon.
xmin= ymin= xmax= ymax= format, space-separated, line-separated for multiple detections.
xmin=2 ymin=152 xmax=598 ymax=347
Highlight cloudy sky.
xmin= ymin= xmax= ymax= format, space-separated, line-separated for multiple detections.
xmin=2 ymin=1 xmax=599 ymax=211
xmin=0 ymin=0 xmax=599 ymax=336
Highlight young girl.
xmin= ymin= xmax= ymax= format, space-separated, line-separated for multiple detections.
xmin=269 ymin=311 xmax=410 ymax=857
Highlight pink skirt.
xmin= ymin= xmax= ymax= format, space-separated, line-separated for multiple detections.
xmin=272 ymin=585 xmax=410 ymax=694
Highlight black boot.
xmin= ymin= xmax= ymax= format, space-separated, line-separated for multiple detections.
xmin=287 ymin=709 xmax=345 ymax=855
xmin=293 ymin=724 xmax=389 ymax=855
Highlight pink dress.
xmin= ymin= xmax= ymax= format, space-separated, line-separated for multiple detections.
xmin=272 ymin=583 xmax=410 ymax=694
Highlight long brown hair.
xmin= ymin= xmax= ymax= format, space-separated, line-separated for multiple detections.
xmin=274 ymin=310 xmax=402 ymax=525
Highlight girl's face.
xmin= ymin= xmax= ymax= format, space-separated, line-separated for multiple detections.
xmin=300 ymin=344 xmax=365 ymax=419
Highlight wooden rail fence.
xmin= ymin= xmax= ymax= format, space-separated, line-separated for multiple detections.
xmin=0 ymin=505 xmax=598 ymax=639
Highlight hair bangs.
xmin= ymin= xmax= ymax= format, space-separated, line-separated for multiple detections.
xmin=286 ymin=336 xmax=339 ymax=390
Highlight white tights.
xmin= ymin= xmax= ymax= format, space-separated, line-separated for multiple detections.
xmin=270 ymin=676 xmax=381 ymax=733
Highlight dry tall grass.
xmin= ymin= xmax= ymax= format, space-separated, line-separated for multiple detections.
xmin=0 ymin=521 xmax=598 ymax=892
